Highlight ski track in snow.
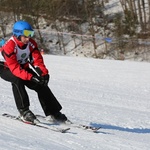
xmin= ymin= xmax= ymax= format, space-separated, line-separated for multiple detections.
xmin=0 ymin=55 xmax=150 ymax=150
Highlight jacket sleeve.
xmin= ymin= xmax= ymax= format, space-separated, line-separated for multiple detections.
xmin=3 ymin=40 xmax=33 ymax=80
xmin=30 ymin=39 xmax=49 ymax=76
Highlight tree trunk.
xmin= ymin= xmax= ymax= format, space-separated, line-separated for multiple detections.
xmin=137 ymin=0 xmax=144 ymax=31
xmin=141 ymin=0 xmax=147 ymax=31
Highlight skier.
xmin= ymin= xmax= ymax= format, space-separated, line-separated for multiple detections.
xmin=0 ymin=20 xmax=67 ymax=124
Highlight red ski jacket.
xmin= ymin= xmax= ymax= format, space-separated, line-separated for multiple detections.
xmin=2 ymin=36 xmax=48 ymax=80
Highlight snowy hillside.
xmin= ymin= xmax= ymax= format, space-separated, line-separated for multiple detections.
xmin=0 ymin=55 xmax=150 ymax=150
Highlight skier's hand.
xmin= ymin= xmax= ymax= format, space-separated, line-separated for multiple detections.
xmin=31 ymin=74 xmax=49 ymax=86
xmin=42 ymin=74 xmax=50 ymax=86
xmin=31 ymin=75 xmax=44 ymax=85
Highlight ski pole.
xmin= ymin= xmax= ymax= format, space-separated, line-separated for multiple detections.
xmin=28 ymin=62 xmax=41 ymax=77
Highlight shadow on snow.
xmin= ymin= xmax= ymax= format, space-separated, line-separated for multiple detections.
xmin=90 ymin=123 xmax=150 ymax=134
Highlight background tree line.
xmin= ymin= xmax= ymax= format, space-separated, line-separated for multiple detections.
xmin=119 ymin=0 xmax=150 ymax=37
xmin=0 ymin=0 xmax=150 ymax=59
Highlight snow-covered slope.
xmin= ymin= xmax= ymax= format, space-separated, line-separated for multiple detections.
xmin=0 ymin=55 xmax=150 ymax=150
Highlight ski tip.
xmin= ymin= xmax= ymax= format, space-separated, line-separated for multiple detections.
xmin=61 ymin=127 xmax=70 ymax=133
xmin=92 ymin=127 xmax=102 ymax=133
xmin=2 ymin=113 xmax=8 ymax=116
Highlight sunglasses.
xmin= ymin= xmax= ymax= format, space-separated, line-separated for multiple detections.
xmin=23 ymin=30 xmax=34 ymax=37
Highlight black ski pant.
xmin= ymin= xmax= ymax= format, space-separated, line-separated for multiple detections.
xmin=0 ymin=64 xmax=62 ymax=116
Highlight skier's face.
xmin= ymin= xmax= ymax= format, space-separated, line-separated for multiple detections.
xmin=20 ymin=36 xmax=30 ymax=44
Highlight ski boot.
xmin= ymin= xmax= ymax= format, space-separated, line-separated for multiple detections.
xmin=47 ymin=112 xmax=67 ymax=123
xmin=19 ymin=108 xmax=39 ymax=124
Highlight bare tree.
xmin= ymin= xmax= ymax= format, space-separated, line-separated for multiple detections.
xmin=120 ymin=0 xmax=149 ymax=32
xmin=148 ymin=0 xmax=150 ymax=29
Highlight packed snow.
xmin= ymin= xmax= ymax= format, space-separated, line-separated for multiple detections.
xmin=0 ymin=55 xmax=150 ymax=150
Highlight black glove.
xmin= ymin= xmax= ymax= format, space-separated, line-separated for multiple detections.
xmin=31 ymin=75 xmax=44 ymax=85
xmin=34 ymin=67 xmax=42 ymax=76
xmin=42 ymin=74 xmax=50 ymax=86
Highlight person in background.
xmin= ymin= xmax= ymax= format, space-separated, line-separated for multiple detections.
xmin=0 ymin=38 xmax=5 ymax=48
xmin=40 ymin=49 xmax=44 ymax=55
xmin=0 ymin=20 xmax=67 ymax=124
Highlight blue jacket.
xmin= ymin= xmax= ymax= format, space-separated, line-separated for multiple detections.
xmin=0 ymin=38 xmax=5 ymax=47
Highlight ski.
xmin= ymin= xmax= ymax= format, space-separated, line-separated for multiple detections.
xmin=2 ymin=113 xmax=70 ymax=133
xmin=67 ymin=121 xmax=101 ymax=133
xmin=36 ymin=114 xmax=101 ymax=133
